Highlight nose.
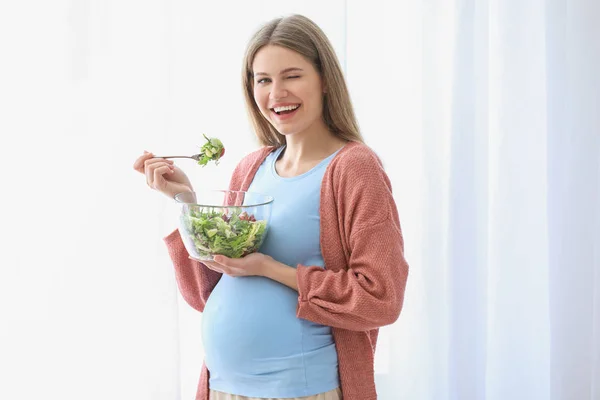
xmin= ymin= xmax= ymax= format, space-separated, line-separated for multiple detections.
xmin=269 ymin=80 xmax=288 ymax=100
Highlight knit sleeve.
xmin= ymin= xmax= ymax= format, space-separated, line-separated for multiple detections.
xmin=163 ymin=229 xmax=222 ymax=313
xmin=295 ymin=148 xmax=409 ymax=331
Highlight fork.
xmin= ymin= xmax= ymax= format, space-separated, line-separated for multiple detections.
xmin=152 ymin=154 xmax=202 ymax=162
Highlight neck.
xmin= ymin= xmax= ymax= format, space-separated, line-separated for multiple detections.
xmin=280 ymin=121 xmax=346 ymax=165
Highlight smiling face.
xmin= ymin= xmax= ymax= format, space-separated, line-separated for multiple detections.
xmin=252 ymin=45 xmax=326 ymax=138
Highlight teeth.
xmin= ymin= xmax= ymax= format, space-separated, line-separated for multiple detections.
xmin=273 ymin=105 xmax=300 ymax=113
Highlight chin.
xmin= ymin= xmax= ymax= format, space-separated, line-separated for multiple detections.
xmin=275 ymin=127 xmax=293 ymax=135
xmin=275 ymin=128 xmax=303 ymax=137
xmin=270 ymin=124 xmax=295 ymax=136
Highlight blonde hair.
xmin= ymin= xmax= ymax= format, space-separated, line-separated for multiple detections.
xmin=242 ymin=14 xmax=364 ymax=147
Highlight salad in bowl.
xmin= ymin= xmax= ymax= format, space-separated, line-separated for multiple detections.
xmin=174 ymin=190 xmax=274 ymax=261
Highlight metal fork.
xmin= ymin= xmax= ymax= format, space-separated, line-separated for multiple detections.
xmin=152 ymin=154 xmax=202 ymax=161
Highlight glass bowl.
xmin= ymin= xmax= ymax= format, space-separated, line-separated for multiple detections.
xmin=174 ymin=190 xmax=274 ymax=261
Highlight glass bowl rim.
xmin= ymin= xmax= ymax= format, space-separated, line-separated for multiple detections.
xmin=174 ymin=189 xmax=274 ymax=209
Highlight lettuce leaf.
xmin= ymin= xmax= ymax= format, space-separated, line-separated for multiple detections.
xmin=181 ymin=208 xmax=267 ymax=258
xmin=197 ymin=134 xmax=225 ymax=167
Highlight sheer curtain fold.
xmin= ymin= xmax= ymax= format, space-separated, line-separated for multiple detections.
xmin=349 ymin=0 xmax=599 ymax=399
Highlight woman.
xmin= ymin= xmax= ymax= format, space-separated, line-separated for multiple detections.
xmin=134 ymin=14 xmax=409 ymax=400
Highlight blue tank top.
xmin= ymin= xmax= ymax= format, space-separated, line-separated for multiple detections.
xmin=201 ymin=145 xmax=342 ymax=398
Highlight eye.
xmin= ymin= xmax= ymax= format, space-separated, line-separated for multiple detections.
xmin=256 ymin=78 xmax=271 ymax=84
xmin=286 ymin=75 xmax=300 ymax=79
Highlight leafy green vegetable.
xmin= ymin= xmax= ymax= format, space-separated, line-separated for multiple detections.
xmin=181 ymin=208 xmax=267 ymax=259
xmin=197 ymin=134 xmax=225 ymax=167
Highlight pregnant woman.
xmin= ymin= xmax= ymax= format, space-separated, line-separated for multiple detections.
xmin=133 ymin=14 xmax=409 ymax=400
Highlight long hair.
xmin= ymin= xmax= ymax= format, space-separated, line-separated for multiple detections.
xmin=242 ymin=14 xmax=364 ymax=146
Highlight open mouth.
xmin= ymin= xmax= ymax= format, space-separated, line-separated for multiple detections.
xmin=271 ymin=104 xmax=301 ymax=116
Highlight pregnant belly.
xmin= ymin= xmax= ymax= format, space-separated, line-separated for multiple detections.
xmin=202 ymin=275 xmax=312 ymax=375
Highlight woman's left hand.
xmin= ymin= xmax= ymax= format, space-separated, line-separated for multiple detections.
xmin=199 ymin=252 xmax=274 ymax=277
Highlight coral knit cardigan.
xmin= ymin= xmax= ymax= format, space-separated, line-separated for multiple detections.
xmin=163 ymin=141 xmax=409 ymax=400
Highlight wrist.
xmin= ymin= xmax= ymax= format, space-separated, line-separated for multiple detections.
xmin=261 ymin=255 xmax=279 ymax=277
xmin=260 ymin=257 xmax=299 ymax=291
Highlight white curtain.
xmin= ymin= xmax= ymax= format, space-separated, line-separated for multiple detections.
xmin=1 ymin=1 xmax=598 ymax=399
xmin=347 ymin=0 xmax=600 ymax=399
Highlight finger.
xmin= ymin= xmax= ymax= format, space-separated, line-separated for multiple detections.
xmin=212 ymin=255 xmax=233 ymax=265
xmin=137 ymin=156 xmax=173 ymax=177
xmin=145 ymin=160 xmax=174 ymax=188
xmin=208 ymin=262 xmax=242 ymax=277
xmin=226 ymin=268 xmax=244 ymax=277
xmin=189 ymin=256 xmax=220 ymax=270
xmin=143 ymin=157 xmax=174 ymax=170
xmin=203 ymin=261 xmax=222 ymax=271
xmin=200 ymin=260 xmax=220 ymax=270
xmin=133 ymin=152 xmax=161 ymax=173
xmin=204 ymin=261 xmax=232 ymax=275
xmin=133 ymin=151 xmax=152 ymax=171
xmin=151 ymin=165 xmax=175 ymax=190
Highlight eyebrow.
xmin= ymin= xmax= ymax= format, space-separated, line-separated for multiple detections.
xmin=253 ymin=67 xmax=304 ymax=77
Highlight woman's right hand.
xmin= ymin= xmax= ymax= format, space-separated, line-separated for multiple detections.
xmin=133 ymin=151 xmax=194 ymax=199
